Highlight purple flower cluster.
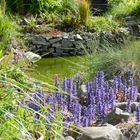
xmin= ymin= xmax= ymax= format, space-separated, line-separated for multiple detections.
xmin=26 ymin=71 xmax=139 ymax=131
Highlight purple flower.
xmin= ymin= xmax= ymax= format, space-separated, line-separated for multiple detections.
xmin=62 ymin=77 xmax=67 ymax=91
xmin=82 ymin=116 xmax=89 ymax=127
xmin=99 ymin=71 xmax=104 ymax=87
xmin=117 ymin=75 xmax=122 ymax=90
xmin=109 ymin=89 xmax=115 ymax=110
xmin=76 ymin=103 xmax=82 ymax=126
xmin=54 ymin=75 xmax=59 ymax=88
xmin=93 ymin=77 xmax=98 ymax=95
xmin=122 ymin=80 xmax=127 ymax=99
xmin=113 ymin=76 xmax=118 ymax=94
xmin=72 ymin=84 xmax=77 ymax=96
xmin=88 ymin=105 xmax=95 ymax=124
xmin=28 ymin=102 xmax=40 ymax=111
xmin=104 ymin=81 xmax=109 ymax=93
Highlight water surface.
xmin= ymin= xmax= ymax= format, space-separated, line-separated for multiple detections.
xmin=28 ymin=56 xmax=86 ymax=83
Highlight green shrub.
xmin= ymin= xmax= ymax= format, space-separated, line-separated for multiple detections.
xmin=108 ymin=0 xmax=140 ymax=18
xmin=87 ymin=16 xmax=120 ymax=31
xmin=5 ymin=0 xmax=78 ymax=15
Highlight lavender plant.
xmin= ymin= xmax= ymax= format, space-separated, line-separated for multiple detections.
xmin=22 ymin=71 xmax=139 ymax=137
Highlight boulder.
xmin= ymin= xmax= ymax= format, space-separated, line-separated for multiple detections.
xmin=105 ymin=108 xmax=130 ymax=125
xmin=78 ymin=124 xmax=123 ymax=140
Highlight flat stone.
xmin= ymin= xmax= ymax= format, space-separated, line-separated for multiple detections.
xmin=52 ymin=42 xmax=61 ymax=48
xmin=62 ymin=39 xmax=74 ymax=48
xmin=49 ymin=38 xmax=62 ymax=44
xmin=32 ymin=36 xmax=48 ymax=45
xmin=79 ymin=124 xmax=124 ymax=140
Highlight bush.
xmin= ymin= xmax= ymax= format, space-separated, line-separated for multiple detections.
xmin=108 ymin=0 xmax=140 ymax=18
xmin=87 ymin=16 xmax=120 ymax=31
xmin=5 ymin=0 xmax=78 ymax=15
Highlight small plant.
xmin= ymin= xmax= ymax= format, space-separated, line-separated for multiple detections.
xmin=24 ymin=15 xmax=37 ymax=29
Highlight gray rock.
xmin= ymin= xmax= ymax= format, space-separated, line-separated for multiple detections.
xmin=32 ymin=36 xmax=48 ymax=45
xmin=106 ymin=108 xmax=130 ymax=125
xmin=78 ymin=124 xmax=123 ymax=140
xmin=62 ymin=39 xmax=74 ymax=48
xmin=135 ymin=124 xmax=140 ymax=140
xmin=49 ymin=38 xmax=62 ymax=44
xmin=63 ymin=33 xmax=69 ymax=39
xmin=65 ymin=136 xmax=75 ymax=140
xmin=52 ymin=42 xmax=62 ymax=48
xmin=116 ymin=102 xmax=139 ymax=112
xmin=74 ymin=34 xmax=83 ymax=40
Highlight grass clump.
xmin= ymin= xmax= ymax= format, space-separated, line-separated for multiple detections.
xmin=78 ymin=0 xmax=90 ymax=25
xmin=86 ymin=39 xmax=140 ymax=85
xmin=0 ymin=9 xmax=21 ymax=51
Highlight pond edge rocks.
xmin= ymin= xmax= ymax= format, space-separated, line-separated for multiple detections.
xmin=27 ymin=29 xmax=131 ymax=57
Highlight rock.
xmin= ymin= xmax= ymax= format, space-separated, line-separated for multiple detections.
xmin=63 ymin=33 xmax=69 ymax=39
xmin=116 ymin=102 xmax=139 ymax=112
xmin=78 ymin=124 xmax=123 ymax=140
xmin=24 ymin=52 xmax=41 ymax=63
xmin=65 ymin=136 xmax=75 ymax=140
xmin=123 ymin=16 xmax=140 ymax=35
xmin=106 ymin=108 xmax=130 ymax=125
xmin=32 ymin=36 xmax=48 ymax=45
xmin=135 ymin=124 xmax=140 ymax=140
xmin=62 ymin=39 xmax=74 ymax=48
xmin=74 ymin=34 xmax=83 ymax=40
xmin=49 ymin=38 xmax=62 ymax=44
xmin=118 ymin=123 xmax=140 ymax=140
xmin=52 ymin=42 xmax=61 ymax=48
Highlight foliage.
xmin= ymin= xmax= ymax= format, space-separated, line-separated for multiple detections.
xmin=108 ymin=0 xmax=140 ymax=18
xmin=0 ymin=50 xmax=64 ymax=139
xmin=86 ymin=39 xmax=140 ymax=88
xmin=5 ymin=0 xmax=78 ymax=15
xmin=87 ymin=16 xmax=120 ymax=31
xmin=78 ymin=0 xmax=90 ymax=25
xmin=0 ymin=8 xmax=21 ymax=51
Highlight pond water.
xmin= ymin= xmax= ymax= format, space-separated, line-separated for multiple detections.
xmin=28 ymin=56 xmax=87 ymax=83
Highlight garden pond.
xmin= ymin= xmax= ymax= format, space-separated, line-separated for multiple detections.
xmin=28 ymin=56 xmax=87 ymax=83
